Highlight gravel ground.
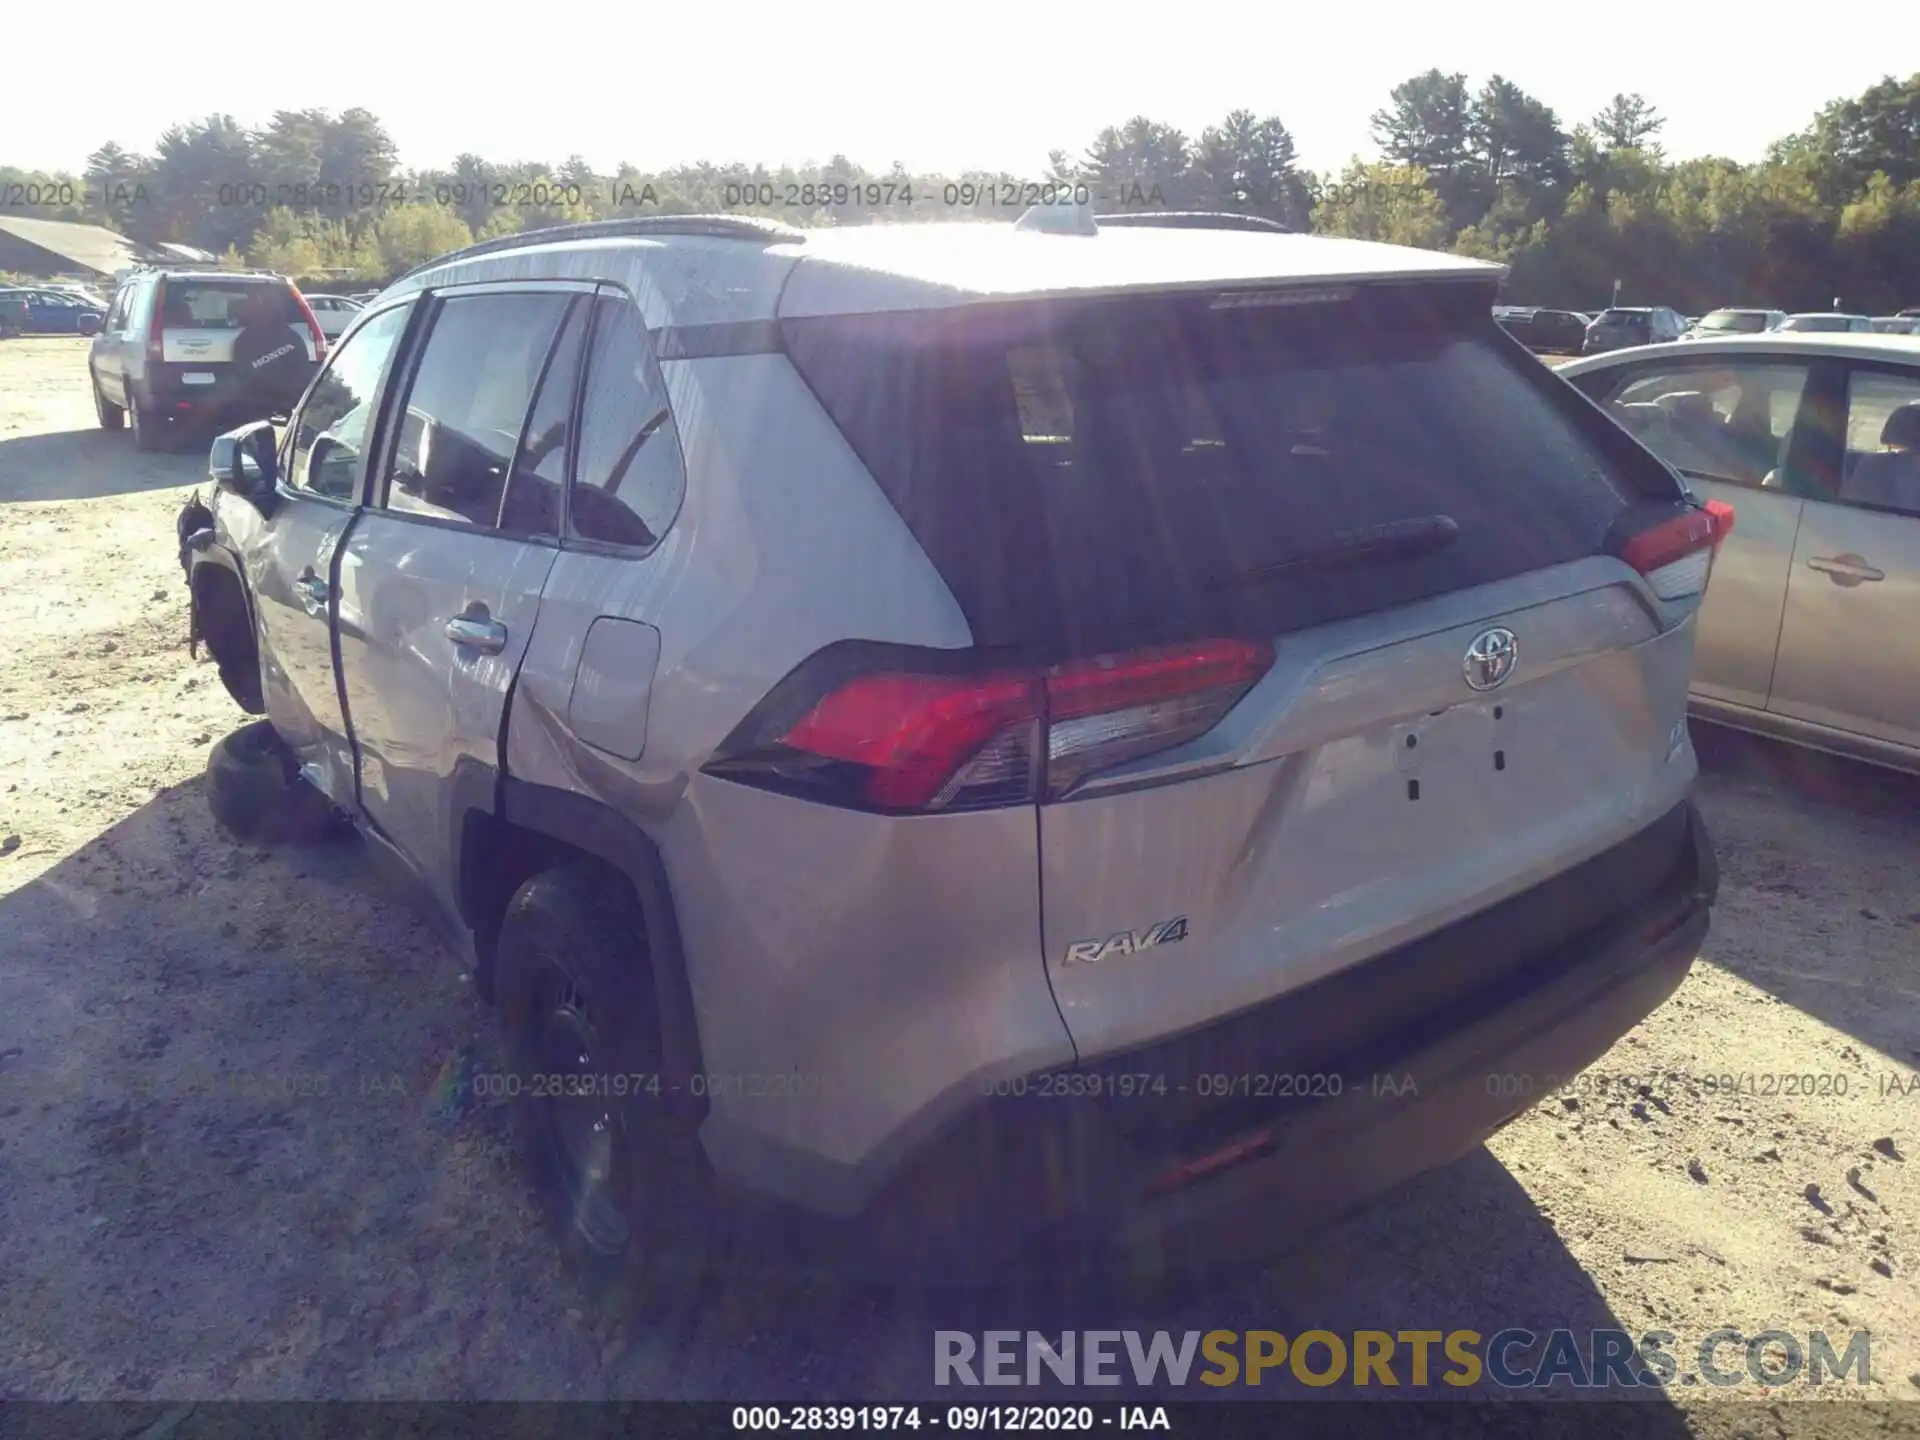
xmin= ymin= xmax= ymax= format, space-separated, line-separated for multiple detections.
xmin=1 ymin=335 xmax=1916 ymax=1432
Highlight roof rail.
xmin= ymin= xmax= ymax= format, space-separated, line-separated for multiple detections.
xmin=1095 ymin=211 xmax=1293 ymax=234
xmin=396 ymin=214 xmax=808 ymax=283
xmin=122 ymin=260 xmax=287 ymax=276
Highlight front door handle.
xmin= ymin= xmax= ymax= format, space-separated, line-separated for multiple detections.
xmin=1806 ymin=553 xmax=1885 ymax=585
xmin=445 ymin=615 xmax=508 ymax=654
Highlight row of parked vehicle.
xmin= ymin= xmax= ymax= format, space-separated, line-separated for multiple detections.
xmin=1495 ymin=303 xmax=1920 ymax=356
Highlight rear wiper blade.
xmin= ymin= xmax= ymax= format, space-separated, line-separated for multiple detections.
xmin=1210 ymin=514 xmax=1460 ymax=587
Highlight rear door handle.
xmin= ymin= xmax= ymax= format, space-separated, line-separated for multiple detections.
xmin=444 ymin=615 xmax=508 ymax=654
xmin=1806 ymin=553 xmax=1885 ymax=584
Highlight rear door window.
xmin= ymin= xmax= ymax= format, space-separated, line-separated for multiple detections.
xmin=498 ymin=295 xmax=588 ymax=539
xmin=784 ymin=283 xmax=1673 ymax=658
xmin=1595 ymin=361 xmax=1810 ymax=489
xmin=381 ymin=290 xmax=573 ymax=530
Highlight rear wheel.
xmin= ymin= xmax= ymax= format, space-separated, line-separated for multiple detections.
xmin=495 ymin=862 xmax=713 ymax=1324
xmin=130 ymin=396 xmax=165 ymax=452
xmin=93 ymin=376 xmax=124 ymax=431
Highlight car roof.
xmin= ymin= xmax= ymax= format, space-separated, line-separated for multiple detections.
xmin=389 ymin=219 xmax=1504 ymax=329
xmin=130 ymin=270 xmax=286 ymax=284
xmin=1787 ymin=311 xmax=1868 ymax=320
xmin=1558 ymin=330 xmax=1920 ymax=375
xmin=773 ymin=224 xmax=1502 ymax=317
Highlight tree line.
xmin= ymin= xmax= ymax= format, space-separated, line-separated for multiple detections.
xmin=2 ymin=75 xmax=1917 ymax=311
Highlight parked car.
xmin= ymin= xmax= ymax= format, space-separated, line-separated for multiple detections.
xmin=1584 ymin=306 xmax=1687 ymax=353
xmin=41 ymin=280 xmax=110 ymax=308
xmin=0 ymin=286 xmax=107 ymax=334
xmin=178 ymin=212 xmax=1721 ymax=1297
xmin=88 ymin=268 xmax=325 ymax=451
xmin=1529 ymin=308 xmax=1593 ymax=353
xmin=1685 ymin=309 xmax=1787 ymax=339
xmin=1867 ymin=316 xmax=1920 ymax=335
xmin=1779 ymin=312 xmax=1871 ymax=333
xmin=1494 ymin=306 xmax=1593 ymax=355
xmin=1561 ymin=329 xmax=1920 ymax=775
xmin=303 ymin=292 xmax=364 ymax=339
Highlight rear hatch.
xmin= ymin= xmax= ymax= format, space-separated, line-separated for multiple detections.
xmin=759 ymin=277 xmax=1725 ymax=1061
xmin=1590 ymin=309 xmax=1652 ymax=346
xmin=152 ymin=277 xmax=320 ymax=399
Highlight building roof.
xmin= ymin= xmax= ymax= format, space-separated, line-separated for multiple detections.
xmin=0 ymin=216 xmax=147 ymax=276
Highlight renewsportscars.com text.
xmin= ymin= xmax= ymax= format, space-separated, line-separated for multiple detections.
xmin=933 ymin=1329 xmax=1871 ymax=1389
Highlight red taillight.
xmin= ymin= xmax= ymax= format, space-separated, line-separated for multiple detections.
xmin=147 ymin=278 xmax=167 ymax=362
xmin=713 ymin=638 xmax=1275 ymax=814
xmin=782 ymin=672 xmax=1040 ymax=810
xmin=290 ymin=288 xmax=327 ymax=363
xmin=1618 ymin=499 xmax=1735 ymax=600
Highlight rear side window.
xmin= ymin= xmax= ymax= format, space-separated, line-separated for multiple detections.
xmin=785 ymin=283 xmax=1671 ymax=658
xmin=568 ymin=295 xmax=684 ymax=550
xmin=382 ymin=291 xmax=572 ymax=530
xmin=160 ymin=281 xmax=296 ymax=329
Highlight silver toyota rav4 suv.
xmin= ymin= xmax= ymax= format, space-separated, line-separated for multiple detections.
xmin=179 ymin=211 xmax=1725 ymax=1307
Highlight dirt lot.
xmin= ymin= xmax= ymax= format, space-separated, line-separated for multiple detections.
xmin=2 ymin=335 xmax=1917 ymax=1430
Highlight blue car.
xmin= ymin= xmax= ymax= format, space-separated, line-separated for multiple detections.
xmin=0 ymin=286 xmax=107 ymax=335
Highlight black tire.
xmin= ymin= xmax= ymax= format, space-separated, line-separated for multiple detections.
xmin=495 ymin=862 xmax=713 ymax=1324
xmin=204 ymin=720 xmax=349 ymax=845
xmin=93 ymin=376 xmax=124 ymax=431
xmin=130 ymin=396 xmax=165 ymax=452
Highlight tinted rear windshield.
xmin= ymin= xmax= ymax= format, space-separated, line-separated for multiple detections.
xmin=1699 ymin=311 xmax=1770 ymax=332
xmin=1596 ymin=310 xmax=1651 ymax=326
xmin=785 ymin=281 xmax=1671 ymax=657
xmin=161 ymin=281 xmax=296 ymax=329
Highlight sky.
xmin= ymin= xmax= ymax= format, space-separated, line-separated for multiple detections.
xmin=6 ymin=1 xmax=1913 ymax=180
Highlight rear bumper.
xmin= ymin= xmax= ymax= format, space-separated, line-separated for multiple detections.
xmin=738 ymin=798 xmax=1717 ymax=1276
xmin=136 ymin=364 xmax=315 ymax=422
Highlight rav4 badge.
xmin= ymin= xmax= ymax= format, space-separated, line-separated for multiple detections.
xmin=1061 ymin=916 xmax=1190 ymax=967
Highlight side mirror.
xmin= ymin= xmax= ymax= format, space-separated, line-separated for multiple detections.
xmin=209 ymin=420 xmax=279 ymax=505
xmin=77 ymin=313 xmax=103 ymax=337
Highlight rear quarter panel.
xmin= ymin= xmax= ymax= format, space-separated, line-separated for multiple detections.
xmin=502 ymin=349 xmax=1075 ymax=1212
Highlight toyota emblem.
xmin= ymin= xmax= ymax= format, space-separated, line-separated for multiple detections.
xmin=1463 ymin=627 xmax=1518 ymax=691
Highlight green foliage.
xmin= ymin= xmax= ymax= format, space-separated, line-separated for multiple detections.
xmin=1312 ymin=161 xmax=1450 ymax=248
xmin=4 ymin=76 xmax=1917 ymax=307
